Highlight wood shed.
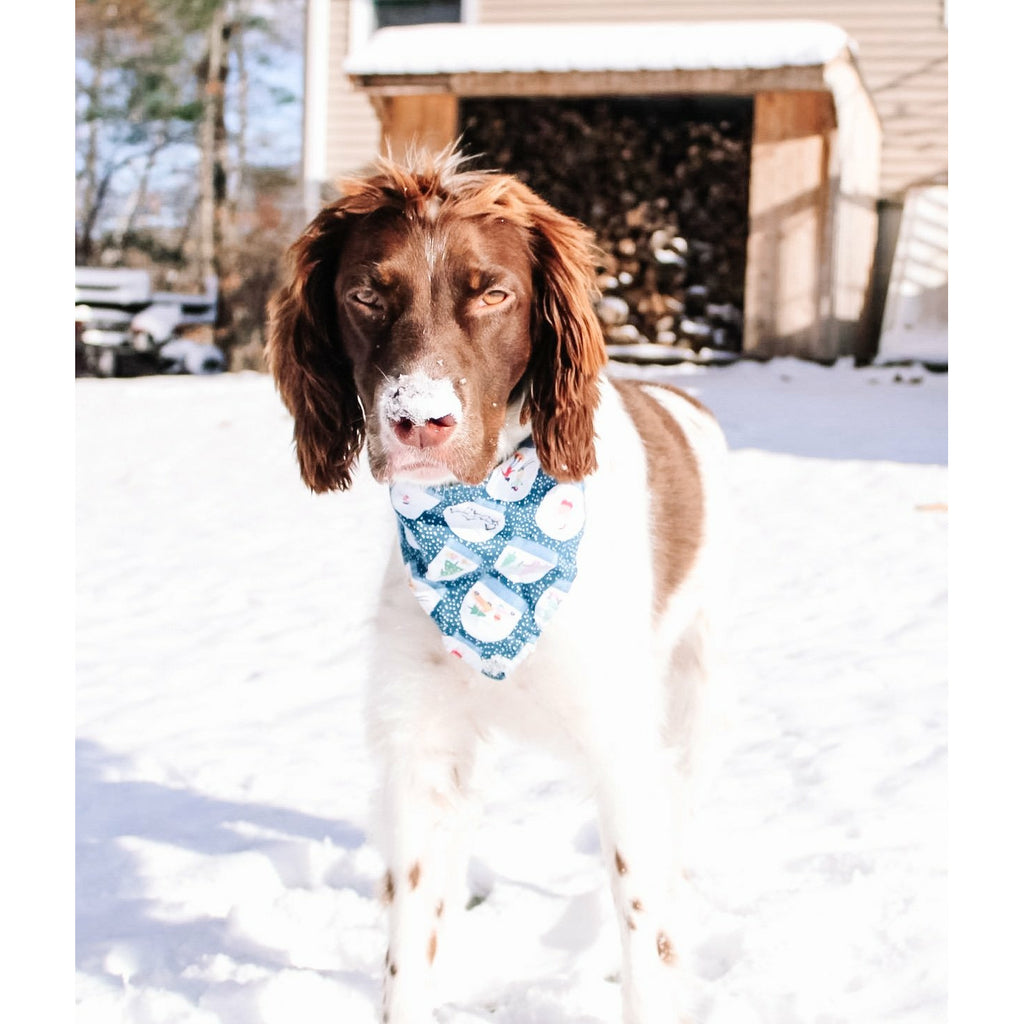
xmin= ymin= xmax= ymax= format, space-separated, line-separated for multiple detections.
xmin=347 ymin=21 xmax=881 ymax=363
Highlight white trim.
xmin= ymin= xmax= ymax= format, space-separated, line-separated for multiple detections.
xmin=302 ymin=0 xmax=331 ymax=220
xmin=350 ymin=0 xmax=375 ymax=47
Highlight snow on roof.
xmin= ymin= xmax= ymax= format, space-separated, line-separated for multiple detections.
xmin=346 ymin=21 xmax=854 ymax=78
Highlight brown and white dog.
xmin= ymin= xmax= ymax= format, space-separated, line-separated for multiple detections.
xmin=267 ymin=151 xmax=728 ymax=1024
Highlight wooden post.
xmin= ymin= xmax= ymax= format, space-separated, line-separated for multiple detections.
xmin=744 ymin=90 xmax=836 ymax=360
xmin=825 ymin=55 xmax=882 ymax=361
xmin=375 ymin=93 xmax=458 ymax=160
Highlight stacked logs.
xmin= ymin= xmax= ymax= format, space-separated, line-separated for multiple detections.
xmin=460 ymin=96 xmax=752 ymax=356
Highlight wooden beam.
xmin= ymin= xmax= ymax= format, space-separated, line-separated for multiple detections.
xmin=743 ymin=90 xmax=836 ymax=360
xmin=376 ymin=93 xmax=458 ymax=159
xmin=352 ymin=64 xmax=829 ymax=100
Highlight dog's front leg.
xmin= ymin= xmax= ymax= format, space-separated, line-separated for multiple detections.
xmin=595 ymin=746 xmax=685 ymax=1024
xmin=372 ymin=709 xmax=478 ymax=1024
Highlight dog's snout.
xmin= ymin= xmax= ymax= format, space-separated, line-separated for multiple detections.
xmin=381 ymin=372 xmax=462 ymax=450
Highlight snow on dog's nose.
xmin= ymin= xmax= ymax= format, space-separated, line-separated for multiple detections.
xmin=381 ymin=373 xmax=461 ymax=449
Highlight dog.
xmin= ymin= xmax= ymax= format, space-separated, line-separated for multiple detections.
xmin=267 ymin=150 xmax=728 ymax=1024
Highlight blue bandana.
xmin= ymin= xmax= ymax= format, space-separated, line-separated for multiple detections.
xmin=390 ymin=441 xmax=585 ymax=680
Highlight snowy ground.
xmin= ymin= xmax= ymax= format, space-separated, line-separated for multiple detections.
xmin=75 ymin=357 xmax=947 ymax=1024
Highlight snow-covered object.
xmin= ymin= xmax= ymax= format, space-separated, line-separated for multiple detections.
xmin=159 ymin=338 xmax=226 ymax=374
xmin=596 ymin=295 xmax=630 ymax=326
xmin=876 ymin=186 xmax=948 ymax=366
xmin=347 ymin=21 xmax=854 ymax=78
xmin=130 ymin=302 xmax=182 ymax=344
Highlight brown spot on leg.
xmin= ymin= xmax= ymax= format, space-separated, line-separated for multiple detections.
xmin=657 ymin=931 xmax=677 ymax=965
xmin=436 ymin=899 xmax=445 ymax=918
xmin=631 ymin=898 xmax=644 ymax=912
xmin=428 ymin=931 xmax=438 ymax=965
xmin=382 ymin=871 xmax=395 ymax=905
xmin=627 ymin=915 xmax=637 ymax=931
xmin=389 ymin=962 xmax=397 ymax=977
xmin=408 ymin=861 xmax=421 ymax=890
xmin=615 ymin=849 xmax=629 ymax=875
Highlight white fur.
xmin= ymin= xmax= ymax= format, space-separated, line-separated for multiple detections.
xmin=365 ymin=374 xmax=728 ymax=1024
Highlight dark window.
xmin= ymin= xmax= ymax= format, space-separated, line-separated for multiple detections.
xmin=374 ymin=0 xmax=461 ymax=29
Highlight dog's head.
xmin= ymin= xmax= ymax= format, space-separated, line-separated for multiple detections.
xmin=267 ymin=150 xmax=607 ymax=492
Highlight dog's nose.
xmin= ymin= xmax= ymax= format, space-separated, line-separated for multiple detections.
xmin=390 ymin=413 xmax=457 ymax=449
xmin=382 ymin=373 xmax=462 ymax=449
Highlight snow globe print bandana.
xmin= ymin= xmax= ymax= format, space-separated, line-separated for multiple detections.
xmin=390 ymin=440 xmax=585 ymax=680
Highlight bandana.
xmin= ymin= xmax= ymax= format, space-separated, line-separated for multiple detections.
xmin=390 ymin=441 xmax=585 ymax=680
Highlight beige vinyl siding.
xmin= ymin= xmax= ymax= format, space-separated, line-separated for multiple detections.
xmin=476 ymin=0 xmax=947 ymax=198
xmin=324 ymin=0 xmax=382 ymax=182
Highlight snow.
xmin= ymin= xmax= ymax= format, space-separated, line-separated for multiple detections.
xmin=381 ymin=371 xmax=463 ymax=425
xmin=76 ymin=357 xmax=946 ymax=1023
xmin=346 ymin=21 xmax=853 ymax=78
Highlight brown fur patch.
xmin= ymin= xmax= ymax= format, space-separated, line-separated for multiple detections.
xmin=382 ymin=871 xmax=395 ymax=905
xmin=408 ymin=862 xmax=421 ymax=891
xmin=627 ymin=915 xmax=637 ymax=931
xmin=428 ymin=931 xmax=438 ymax=965
xmin=389 ymin=962 xmax=397 ymax=976
xmin=611 ymin=379 xmax=705 ymax=617
xmin=436 ymin=900 xmax=445 ymax=918
xmin=631 ymin=898 xmax=644 ymax=912
xmin=615 ymin=849 xmax=629 ymax=875
xmin=657 ymin=931 xmax=677 ymax=965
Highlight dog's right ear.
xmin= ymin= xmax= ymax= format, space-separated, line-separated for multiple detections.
xmin=266 ymin=203 xmax=365 ymax=493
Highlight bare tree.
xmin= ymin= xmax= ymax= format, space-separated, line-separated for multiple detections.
xmin=76 ymin=0 xmax=304 ymax=360
xmin=196 ymin=4 xmax=231 ymax=283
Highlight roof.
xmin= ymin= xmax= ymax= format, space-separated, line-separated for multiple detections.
xmin=346 ymin=20 xmax=854 ymax=78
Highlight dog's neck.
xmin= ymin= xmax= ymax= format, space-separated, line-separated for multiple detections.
xmin=493 ymin=394 xmax=532 ymax=470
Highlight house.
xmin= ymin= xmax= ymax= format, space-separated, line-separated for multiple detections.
xmin=301 ymin=1 xmax=948 ymax=364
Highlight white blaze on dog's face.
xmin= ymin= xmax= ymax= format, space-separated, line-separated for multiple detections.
xmin=334 ymin=210 xmax=535 ymax=486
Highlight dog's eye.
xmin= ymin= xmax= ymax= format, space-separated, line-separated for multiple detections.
xmin=350 ymin=287 xmax=382 ymax=309
xmin=479 ymin=289 xmax=508 ymax=308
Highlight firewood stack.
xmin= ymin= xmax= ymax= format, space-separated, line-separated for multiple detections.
xmin=460 ymin=96 xmax=752 ymax=357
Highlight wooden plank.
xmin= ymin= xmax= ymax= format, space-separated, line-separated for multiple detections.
xmin=356 ymin=65 xmax=831 ymax=99
xmin=743 ymin=91 xmax=835 ymax=359
xmin=377 ymin=94 xmax=459 ymax=158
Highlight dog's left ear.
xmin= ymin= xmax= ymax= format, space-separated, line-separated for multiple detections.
xmin=515 ymin=187 xmax=608 ymax=482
